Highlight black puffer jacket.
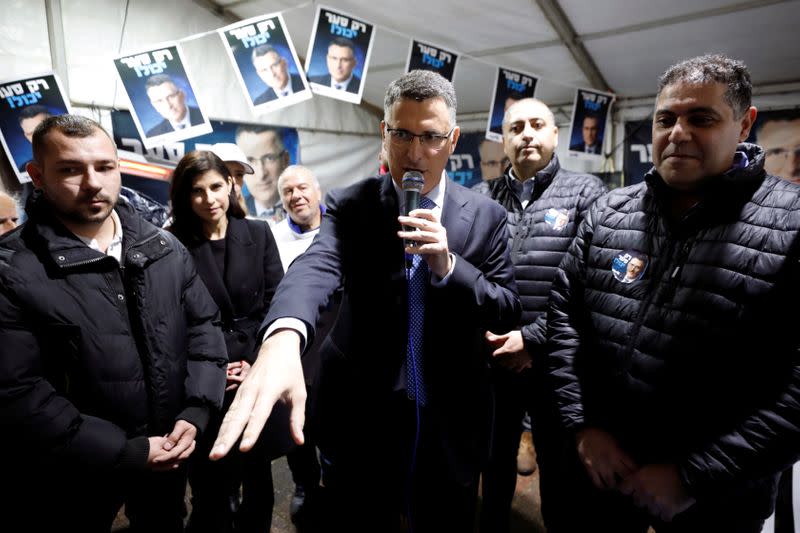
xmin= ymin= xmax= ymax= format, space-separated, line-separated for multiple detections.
xmin=0 ymin=195 xmax=228 ymax=470
xmin=547 ymin=144 xmax=800 ymax=504
xmin=475 ymin=154 xmax=607 ymax=350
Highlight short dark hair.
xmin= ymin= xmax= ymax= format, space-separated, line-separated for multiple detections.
xmin=145 ymin=74 xmax=177 ymax=90
xmin=168 ymin=150 xmax=246 ymax=245
xmin=657 ymin=54 xmax=752 ymax=118
xmin=31 ymin=114 xmax=112 ymax=164
xmin=234 ymin=124 xmax=286 ymax=152
xmin=18 ymin=104 xmax=51 ymax=124
xmin=384 ymin=70 xmax=457 ymax=126
xmin=252 ymin=44 xmax=279 ymax=62
xmin=329 ymin=37 xmax=355 ymax=53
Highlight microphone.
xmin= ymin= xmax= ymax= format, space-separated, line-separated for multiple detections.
xmin=401 ymin=171 xmax=425 ymax=251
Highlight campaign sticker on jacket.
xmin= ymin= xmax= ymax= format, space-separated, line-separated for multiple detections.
xmin=544 ymin=207 xmax=569 ymax=231
xmin=611 ymin=250 xmax=647 ymax=284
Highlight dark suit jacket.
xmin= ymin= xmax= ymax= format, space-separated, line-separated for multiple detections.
xmin=569 ymin=141 xmax=600 ymax=154
xmin=146 ymin=106 xmax=204 ymax=137
xmin=188 ymin=217 xmax=283 ymax=363
xmin=253 ymin=74 xmax=305 ymax=105
xmin=261 ymin=174 xmax=520 ymax=482
xmin=309 ymin=73 xmax=360 ymax=94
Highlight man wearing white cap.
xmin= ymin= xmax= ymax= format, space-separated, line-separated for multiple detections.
xmin=210 ymin=142 xmax=254 ymax=215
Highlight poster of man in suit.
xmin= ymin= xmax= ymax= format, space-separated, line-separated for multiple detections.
xmin=406 ymin=40 xmax=458 ymax=82
xmin=114 ymin=43 xmax=211 ymax=148
xmin=0 ymin=73 xmax=72 ymax=183
xmin=485 ymin=67 xmax=538 ymax=143
xmin=218 ymin=13 xmax=311 ymax=114
xmin=305 ymin=6 xmax=375 ymax=105
xmin=568 ymin=87 xmax=614 ymax=158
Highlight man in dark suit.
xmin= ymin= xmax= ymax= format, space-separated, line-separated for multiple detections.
xmin=309 ymin=37 xmax=361 ymax=94
xmin=144 ymin=74 xmax=204 ymax=137
xmin=211 ymin=69 xmax=520 ymax=531
xmin=569 ymin=114 xmax=602 ymax=154
xmin=251 ymin=45 xmax=305 ymax=105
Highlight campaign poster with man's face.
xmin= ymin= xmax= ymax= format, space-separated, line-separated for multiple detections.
xmin=114 ymin=43 xmax=212 ymax=149
xmin=406 ymin=40 xmax=458 ymax=82
xmin=305 ymin=6 xmax=375 ymax=105
xmin=111 ymin=109 xmax=300 ymax=225
xmin=0 ymin=73 xmax=72 ymax=183
xmin=219 ymin=13 xmax=311 ymax=114
xmin=752 ymin=109 xmax=800 ymax=184
xmin=568 ymin=88 xmax=615 ymax=158
xmin=485 ymin=67 xmax=538 ymax=143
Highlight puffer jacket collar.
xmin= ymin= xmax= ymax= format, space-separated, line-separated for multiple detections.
xmin=23 ymin=192 xmax=168 ymax=270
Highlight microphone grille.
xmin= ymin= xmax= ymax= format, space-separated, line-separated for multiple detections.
xmin=401 ymin=171 xmax=425 ymax=192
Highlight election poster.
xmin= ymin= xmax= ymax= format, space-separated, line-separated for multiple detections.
xmin=218 ymin=12 xmax=311 ymax=114
xmin=485 ymin=67 xmax=538 ymax=143
xmin=406 ymin=40 xmax=458 ymax=82
xmin=113 ymin=43 xmax=212 ymax=149
xmin=0 ymin=73 xmax=72 ymax=183
xmin=111 ymin=109 xmax=300 ymax=224
xmin=751 ymin=109 xmax=800 ymax=184
xmin=305 ymin=5 xmax=375 ymax=105
xmin=568 ymin=88 xmax=615 ymax=158
xmin=623 ymin=119 xmax=652 ymax=185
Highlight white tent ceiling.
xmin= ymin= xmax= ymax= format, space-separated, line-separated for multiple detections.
xmin=216 ymin=0 xmax=800 ymax=115
xmin=1 ymin=0 xmax=799 ymax=190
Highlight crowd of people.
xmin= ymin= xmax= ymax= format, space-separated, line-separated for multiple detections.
xmin=0 ymin=53 xmax=798 ymax=533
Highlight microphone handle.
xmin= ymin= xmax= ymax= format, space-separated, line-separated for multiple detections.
xmin=403 ymin=190 xmax=420 ymax=249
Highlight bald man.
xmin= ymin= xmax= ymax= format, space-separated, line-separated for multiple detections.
xmin=0 ymin=191 xmax=19 ymax=235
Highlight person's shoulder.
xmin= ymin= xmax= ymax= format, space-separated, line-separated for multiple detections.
xmin=146 ymin=119 xmax=170 ymax=137
xmin=553 ymin=167 xmax=608 ymax=194
xmin=188 ymin=106 xmax=204 ymax=125
xmin=254 ymin=88 xmax=275 ymax=105
xmin=0 ymin=225 xmax=28 ymax=269
xmin=310 ymin=74 xmax=330 ymax=84
xmin=757 ymin=174 xmax=800 ymax=212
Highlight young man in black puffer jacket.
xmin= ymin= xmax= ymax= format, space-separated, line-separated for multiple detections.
xmin=474 ymin=98 xmax=607 ymax=533
xmin=0 ymin=115 xmax=228 ymax=532
xmin=547 ymin=54 xmax=800 ymax=532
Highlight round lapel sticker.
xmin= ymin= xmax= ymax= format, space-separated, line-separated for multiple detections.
xmin=544 ymin=207 xmax=569 ymax=231
xmin=611 ymin=250 xmax=648 ymax=284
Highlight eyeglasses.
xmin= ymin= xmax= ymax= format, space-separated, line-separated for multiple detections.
xmin=385 ymin=127 xmax=455 ymax=151
xmin=149 ymin=91 xmax=181 ymax=106
xmin=248 ymin=150 xmax=286 ymax=167
xmin=766 ymin=146 xmax=800 ymax=162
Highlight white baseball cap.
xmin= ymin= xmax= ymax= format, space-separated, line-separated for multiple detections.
xmin=210 ymin=143 xmax=254 ymax=174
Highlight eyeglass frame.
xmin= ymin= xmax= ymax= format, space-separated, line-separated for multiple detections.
xmin=384 ymin=126 xmax=457 ymax=151
xmin=247 ymin=150 xmax=287 ymax=168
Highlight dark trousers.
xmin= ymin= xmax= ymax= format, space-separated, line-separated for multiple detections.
xmin=187 ymin=395 xmax=275 ymax=533
xmin=4 ymin=462 xmax=187 ymax=532
xmin=319 ymin=392 xmax=480 ymax=533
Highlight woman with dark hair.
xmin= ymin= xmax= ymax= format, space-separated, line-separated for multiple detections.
xmin=168 ymin=150 xmax=286 ymax=533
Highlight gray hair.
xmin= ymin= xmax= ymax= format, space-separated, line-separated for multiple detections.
xmin=657 ymin=54 xmax=752 ymax=118
xmin=502 ymin=98 xmax=555 ymax=127
xmin=384 ymin=70 xmax=457 ymax=127
xmin=277 ymin=165 xmax=320 ymax=195
xmin=252 ymin=44 xmax=279 ymax=62
xmin=144 ymin=73 xmax=177 ymax=90
xmin=31 ymin=114 xmax=112 ymax=164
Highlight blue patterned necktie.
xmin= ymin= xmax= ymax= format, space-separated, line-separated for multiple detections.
xmin=406 ymin=195 xmax=435 ymax=405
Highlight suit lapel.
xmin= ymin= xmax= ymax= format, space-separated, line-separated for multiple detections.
xmin=381 ymin=174 xmax=408 ymax=284
xmin=441 ymin=180 xmax=474 ymax=256
xmin=222 ymin=218 xmax=256 ymax=315
xmin=191 ymin=239 xmax=234 ymax=319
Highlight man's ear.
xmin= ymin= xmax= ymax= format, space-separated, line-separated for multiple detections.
xmin=739 ymin=106 xmax=757 ymax=142
xmin=449 ymin=126 xmax=461 ymax=154
xmin=26 ymin=161 xmax=44 ymax=189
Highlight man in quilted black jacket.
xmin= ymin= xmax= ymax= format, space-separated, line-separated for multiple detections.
xmin=546 ymin=54 xmax=800 ymax=532
xmin=474 ymin=98 xmax=607 ymax=533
